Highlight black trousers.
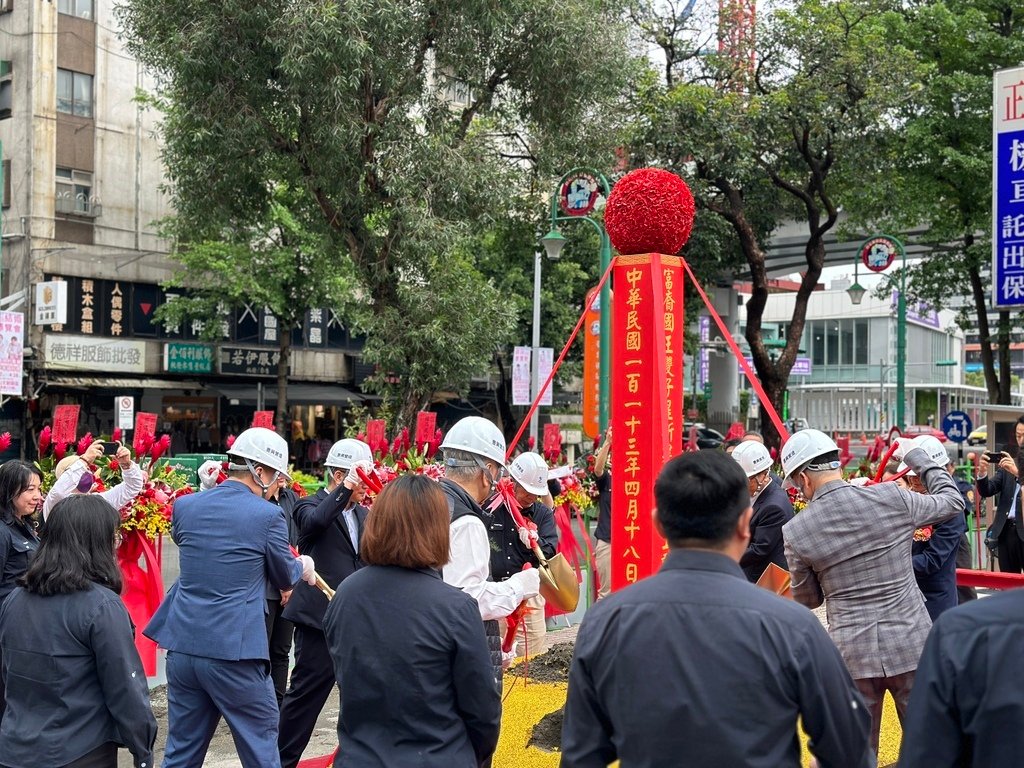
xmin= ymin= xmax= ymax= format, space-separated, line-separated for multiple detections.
xmin=997 ymin=519 xmax=1024 ymax=574
xmin=265 ymin=598 xmax=295 ymax=707
xmin=278 ymin=624 xmax=337 ymax=768
xmin=2 ymin=742 xmax=117 ymax=768
xmin=955 ymin=532 xmax=977 ymax=603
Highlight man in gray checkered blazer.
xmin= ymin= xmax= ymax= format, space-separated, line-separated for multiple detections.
xmin=781 ymin=430 xmax=964 ymax=759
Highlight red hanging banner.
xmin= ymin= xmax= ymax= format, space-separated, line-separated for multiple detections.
xmin=252 ymin=411 xmax=275 ymax=429
xmin=542 ymin=423 xmax=562 ymax=460
xmin=414 ymin=411 xmax=437 ymax=449
xmin=581 ymin=286 xmax=603 ymax=440
xmin=611 ymin=254 xmax=683 ymax=591
xmin=52 ymin=405 xmax=80 ymax=446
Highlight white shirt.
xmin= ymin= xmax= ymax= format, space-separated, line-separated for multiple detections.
xmin=444 ymin=514 xmax=526 ymax=621
xmin=342 ymin=505 xmax=360 ymax=552
xmin=43 ymin=460 xmax=145 ymax=521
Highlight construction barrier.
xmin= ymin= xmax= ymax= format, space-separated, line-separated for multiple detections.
xmin=955 ymin=568 xmax=1024 ymax=590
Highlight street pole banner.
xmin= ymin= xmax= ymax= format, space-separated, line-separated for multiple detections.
xmin=537 ymin=347 xmax=554 ymax=406
xmin=993 ymin=66 xmax=1024 ymax=308
xmin=611 ymin=254 xmax=682 ymax=591
xmin=581 ymin=287 xmax=602 ymax=439
xmin=0 ymin=311 xmax=23 ymax=396
xmin=512 ymin=346 xmax=532 ymax=406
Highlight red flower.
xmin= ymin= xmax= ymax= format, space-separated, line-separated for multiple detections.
xmin=112 ymin=427 xmax=122 ymax=443
xmin=527 ymin=436 xmax=536 ymax=450
xmin=54 ymin=441 xmax=68 ymax=461
xmin=77 ymin=432 xmax=93 ymax=457
xmin=38 ymin=426 xmax=52 ymax=456
xmin=0 ymin=433 xmax=11 ymax=453
xmin=150 ymin=434 xmax=170 ymax=464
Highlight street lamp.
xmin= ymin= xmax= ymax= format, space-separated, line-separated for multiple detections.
xmin=846 ymin=259 xmax=867 ymax=305
xmin=545 ymin=168 xmax=613 ymax=434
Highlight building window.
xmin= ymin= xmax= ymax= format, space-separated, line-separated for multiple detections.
xmin=0 ymin=80 xmax=10 ymax=120
xmin=443 ymin=76 xmax=474 ymax=107
xmin=56 ymin=167 xmax=100 ymax=216
xmin=57 ymin=0 xmax=93 ymax=19
xmin=2 ymin=160 xmax=9 ymax=209
xmin=56 ymin=69 xmax=93 ymax=117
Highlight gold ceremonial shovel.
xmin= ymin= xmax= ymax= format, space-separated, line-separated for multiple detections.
xmin=315 ymin=573 xmax=335 ymax=600
xmin=533 ymin=546 xmax=579 ymax=612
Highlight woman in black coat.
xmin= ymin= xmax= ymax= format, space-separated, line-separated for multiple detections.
xmin=0 ymin=461 xmax=43 ymax=725
xmin=324 ymin=475 xmax=501 ymax=768
xmin=0 ymin=494 xmax=156 ymax=768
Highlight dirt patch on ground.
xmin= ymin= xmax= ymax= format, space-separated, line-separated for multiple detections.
xmin=510 ymin=642 xmax=574 ymax=684
xmin=528 ymin=707 xmax=564 ymax=752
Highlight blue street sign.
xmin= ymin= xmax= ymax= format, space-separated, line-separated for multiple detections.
xmin=993 ymin=67 xmax=1024 ymax=309
xmin=942 ymin=410 xmax=973 ymax=444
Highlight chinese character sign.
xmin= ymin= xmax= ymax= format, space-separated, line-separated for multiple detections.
xmin=0 ymin=312 xmax=24 ymax=396
xmin=994 ymin=67 xmax=1024 ymax=308
xmin=134 ymin=412 xmax=158 ymax=442
xmin=52 ymin=405 xmax=80 ymax=446
xmin=582 ymin=287 xmax=602 ymax=439
xmin=252 ymin=411 xmax=275 ymax=429
xmin=512 ymin=346 xmax=532 ymax=406
xmin=610 ymin=254 xmax=682 ymax=592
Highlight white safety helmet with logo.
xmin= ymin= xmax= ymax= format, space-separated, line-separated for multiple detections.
xmin=897 ymin=435 xmax=949 ymax=477
xmin=325 ymin=438 xmax=373 ymax=470
xmin=440 ymin=416 xmax=507 ymax=467
xmin=227 ymin=427 xmax=291 ymax=496
xmin=731 ymin=440 xmax=773 ymax=478
xmin=780 ymin=429 xmax=840 ymax=489
xmin=508 ymin=452 xmax=549 ymax=496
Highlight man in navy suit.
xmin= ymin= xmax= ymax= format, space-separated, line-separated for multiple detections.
xmin=145 ymin=428 xmax=316 ymax=768
xmin=730 ymin=440 xmax=794 ymax=582
xmin=976 ymin=416 xmax=1024 ymax=573
xmin=278 ymin=438 xmax=374 ymax=768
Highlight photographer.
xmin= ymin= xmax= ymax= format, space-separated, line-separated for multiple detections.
xmin=976 ymin=415 xmax=1024 ymax=574
xmin=43 ymin=440 xmax=143 ymax=521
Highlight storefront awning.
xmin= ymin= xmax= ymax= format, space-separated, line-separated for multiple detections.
xmin=45 ymin=376 xmax=202 ymax=390
xmin=211 ymin=383 xmax=366 ymax=406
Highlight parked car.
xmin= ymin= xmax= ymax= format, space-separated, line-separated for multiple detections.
xmin=901 ymin=424 xmax=948 ymax=443
xmin=967 ymin=425 xmax=987 ymax=446
xmin=683 ymin=423 xmax=726 ymax=450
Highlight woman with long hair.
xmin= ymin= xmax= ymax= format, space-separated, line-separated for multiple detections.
xmin=324 ymin=474 xmax=501 ymax=768
xmin=0 ymin=495 xmax=156 ymax=768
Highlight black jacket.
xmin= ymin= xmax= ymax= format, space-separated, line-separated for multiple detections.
xmin=977 ymin=469 xmax=1024 ymax=542
xmin=561 ymin=550 xmax=872 ymax=768
xmin=281 ymin=486 xmax=364 ymax=630
xmin=0 ymin=516 xmax=38 ymax=603
xmin=324 ymin=565 xmax=501 ymax=768
xmin=911 ymin=507 xmax=965 ymax=621
xmin=899 ymin=589 xmax=1024 ymax=767
xmin=0 ymin=583 xmax=157 ymax=768
xmin=488 ymin=500 xmax=558 ymax=582
xmin=739 ymin=480 xmax=794 ymax=582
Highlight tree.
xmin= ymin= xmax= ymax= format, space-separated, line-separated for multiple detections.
xmin=843 ymin=0 xmax=1024 ymax=404
xmin=118 ymin=0 xmax=636 ymax=425
xmin=156 ymin=190 xmax=353 ymax=435
xmin=632 ymin=0 xmax=919 ymax=449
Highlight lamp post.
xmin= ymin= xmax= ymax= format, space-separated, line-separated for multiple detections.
xmin=529 ymin=246 xmax=560 ymax=447
xmin=542 ymin=168 xmax=613 ymax=434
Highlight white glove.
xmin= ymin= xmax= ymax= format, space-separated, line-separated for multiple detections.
xmin=198 ymin=461 xmax=221 ymax=491
xmin=509 ymin=568 xmax=541 ymax=600
xmin=501 ymin=643 xmax=518 ymax=670
xmin=518 ymin=526 xmax=539 ymax=549
xmin=297 ymin=554 xmax=317 ymax=586
xmin=847 ymin=476 xmax=872 ymax=487
xmin=891 ymin=437 xmax=915 ymax=462
xmin=344 ymin=459 xmax=374 ymax=490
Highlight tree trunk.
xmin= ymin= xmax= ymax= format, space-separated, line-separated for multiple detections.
xmin=966 ymin=241 xmax=1001 ymax=401
xmin=998 ymin=311 xmax=1013 ymax=404
xmin=275 ymin=327 xmax=292 ymax=437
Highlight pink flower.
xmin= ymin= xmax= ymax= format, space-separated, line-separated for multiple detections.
xmin=112 ymin=427 xmax=122 ymax=443
xmin=0 ymin=433 xmax=11 ymax=453
xmin=77 ymin=433 xmax=94 ymax=457
xmin=38 ymin=426 xmax=51 ymax=456
xmin=150 ymin=434 xmax=170 ymax=464
xmin=226 ymin=434 xmax=236 ymax=450
xmin=54 ymin=441 xmax=68 ymax=461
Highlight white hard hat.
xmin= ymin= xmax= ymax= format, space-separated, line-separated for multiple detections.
xmin=440 ymin=416 xmax=507 ymax=467
xmin=780 ymin=429 xmax=840 ymax=489
xmin=898 ymin=435 xmax=949 ymax=477
xmin=228 ymin=427 xmax=291 ymax=478
xmin=325 ymin=438 xmax=373 ymax=469
xmin=508 ymin=452 xmax=549 ymax=496
xmin=731 ymin=440 xmax=772 ymax=478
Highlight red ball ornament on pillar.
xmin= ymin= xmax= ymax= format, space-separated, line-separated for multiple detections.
xmin=604 ymin=168 xmax=696 ymax=256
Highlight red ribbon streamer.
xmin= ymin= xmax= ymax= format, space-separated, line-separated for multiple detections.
xmin=679 ymin=258 xmax=790 ymax=445
xmin=117 ymin=531 xmax=165 ymax=676
xmin=506 ymin=259 xmax=617 ymax=460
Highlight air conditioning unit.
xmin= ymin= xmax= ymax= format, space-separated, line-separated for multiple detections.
xmin=55 ymin=193 xmax=102 ymax=218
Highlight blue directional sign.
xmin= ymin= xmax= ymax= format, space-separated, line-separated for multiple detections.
xmin=993 ymin=67 xmax=1024 ymax=309
xmin=942 ymin=410 xmax=973 ymax=444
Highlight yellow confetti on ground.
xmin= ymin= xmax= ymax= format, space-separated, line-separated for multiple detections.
xmin=495 ymin=675 xmax=903 ymax=768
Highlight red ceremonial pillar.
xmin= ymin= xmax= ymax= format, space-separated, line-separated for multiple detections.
xmin=611 ymin=254 xmax=684 ymax=591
